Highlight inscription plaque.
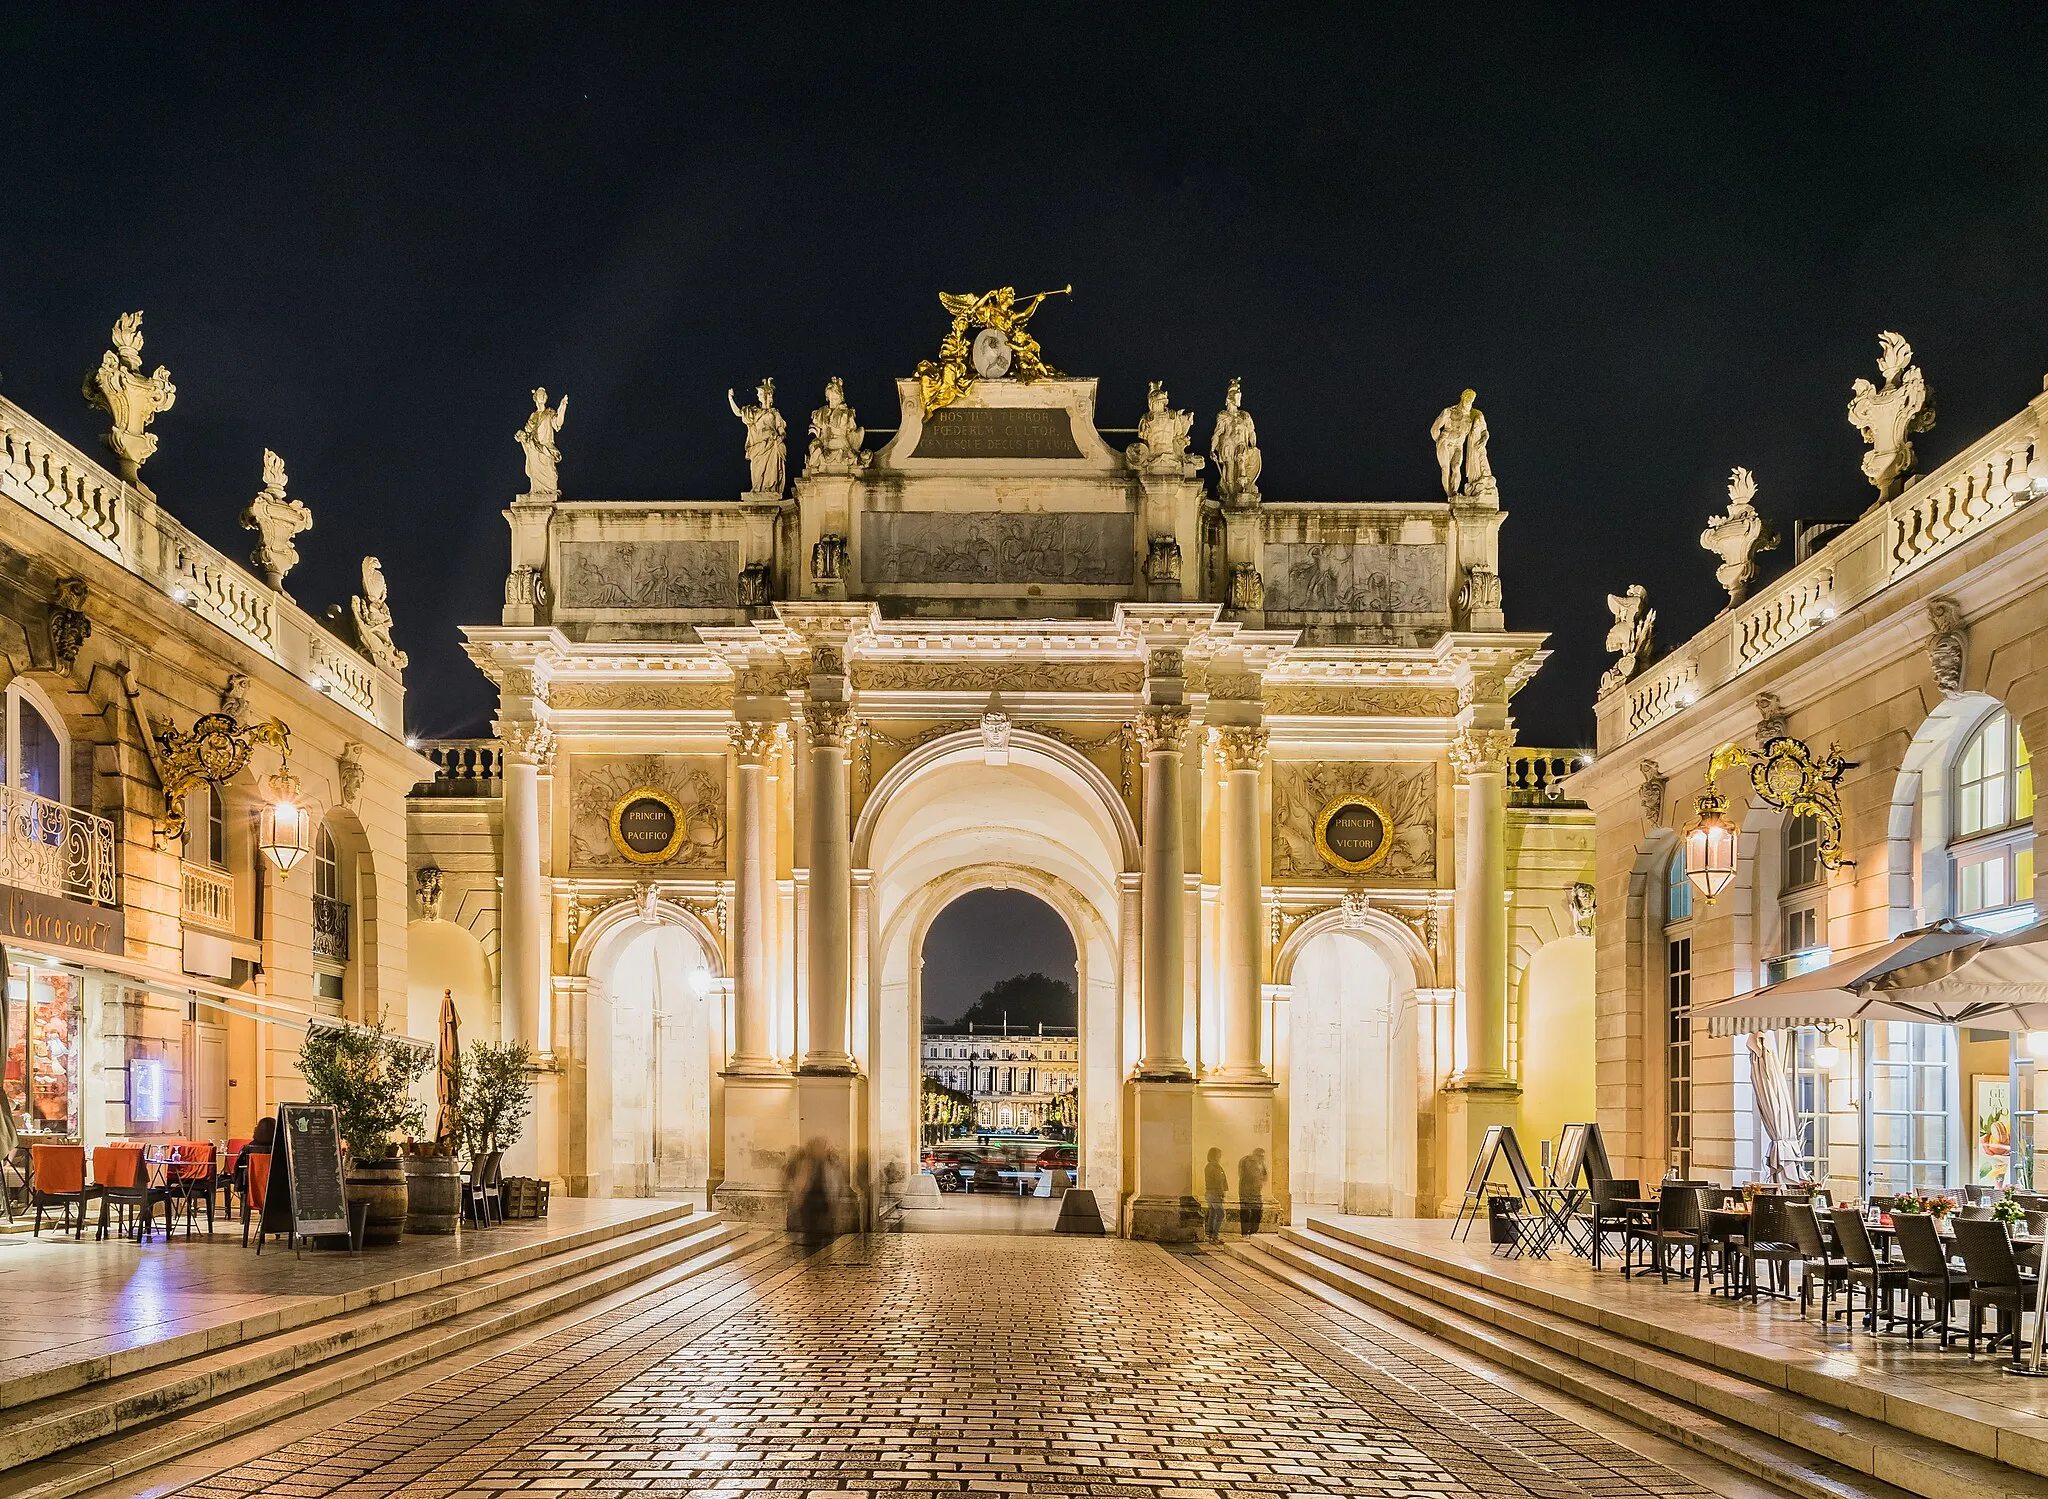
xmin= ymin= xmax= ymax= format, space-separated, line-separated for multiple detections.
xmin=910 ymin=407 xmax=1082 ymax=459
xmin=1314 ymin=794 xmax=1393 ymax=874
xmin=608 ymin=786 xmax=686 ymax=864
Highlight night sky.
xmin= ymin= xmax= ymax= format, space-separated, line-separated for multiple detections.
xmin=8 ymin=7 xmax=2048 ymax=757
xmin=919 ymin=890 xmax=1077 ymax=1025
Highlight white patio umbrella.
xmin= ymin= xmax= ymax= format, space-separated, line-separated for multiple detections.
xmin=1695 ymin=921 xmax=1990 ymax=1038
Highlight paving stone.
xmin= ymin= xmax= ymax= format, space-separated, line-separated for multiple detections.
xmin=167 ymin=1237 xmax=1727 ymax=1499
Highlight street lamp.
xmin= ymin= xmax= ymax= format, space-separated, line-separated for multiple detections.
xmin=257 ymin=764 xmax=312 ymax=874
xmin=1682 ymin=783 xmax=1739 ymax=900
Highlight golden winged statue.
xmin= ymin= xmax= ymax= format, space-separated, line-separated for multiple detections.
xmin=916 ymin=284 xmax=1071 ymax=414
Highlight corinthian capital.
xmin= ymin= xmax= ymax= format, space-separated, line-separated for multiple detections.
xmin=729 ymin=718 xmax=788 ymax=764
xmin=1449 ymin=727 xmax=1514 ymax=780
xmin=803 ymin=698 xmax=855 ymax=748
xmin=1210 ymin=724 xmax=1269 ymax=772
xmin=496 ymin=719 xmax=556 ymax=768
xmin=1134 ymin=703 xmax=1190 ymax=754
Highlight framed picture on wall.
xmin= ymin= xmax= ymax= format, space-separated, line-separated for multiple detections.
xmin=1974 ymin=1073 xmax=2014 ymax=1185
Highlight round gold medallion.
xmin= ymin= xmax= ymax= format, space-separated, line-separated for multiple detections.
xmin=1314 ymin=794 xmax=1393 ymax=874
xmin=608 ymin=786 xmax=685 ymax=865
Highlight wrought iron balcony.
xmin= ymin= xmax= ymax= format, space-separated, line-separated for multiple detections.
xmin=313 ymin=893 xmax=351 ymax=963
xmin=2 ymin=786 xmax=117 ymax=906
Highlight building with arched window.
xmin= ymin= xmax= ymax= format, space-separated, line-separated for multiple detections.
xmin=1578 ymin=338 xmax=2048 ymax=1195
xmin=0 ymin=315 xmax=428 ymax=1152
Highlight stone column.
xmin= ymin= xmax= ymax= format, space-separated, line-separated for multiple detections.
xmin=727 ymin=720 xmax=784 ymax=1074
xmin=497 ymin=721 xmax=552 ymax=1054
xmin=1214 ymin=725 xmax=1269 ymax=1082
xmin=801 ymin=696 xmax=855 ymax=1074
xmin=1451 ymin=727 xmax=1515 ymax=1087
xmin=1135 ymin=703 xmax=1192 ymax=1080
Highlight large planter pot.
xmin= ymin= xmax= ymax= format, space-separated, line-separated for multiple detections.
xmin=401 ymin=1155 xmax=461 ymax=1235
xmin=346 ymin=1157 xmax=409 ymax=1246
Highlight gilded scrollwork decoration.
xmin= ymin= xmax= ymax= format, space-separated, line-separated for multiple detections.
xmin=151 ymin=711 xmax=291 ymax=847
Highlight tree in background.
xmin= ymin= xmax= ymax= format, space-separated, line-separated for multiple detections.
xmin=1043 ymin=1089 xmax=1078 ymax=1141
xmin=948 ymin=971 xmax=1076 ymax=1032
xmin=921 ymin=1075 xmax=974 ymax=1145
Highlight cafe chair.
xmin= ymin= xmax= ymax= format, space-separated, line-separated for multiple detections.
xmin=1785 ymin=1202 xmax=1848 ymax=1319
xmin=30 ymin=1144 xmax=96 ymax=1238
xmin=170 ymin=1142 xmax=217 ymax=1235
xmin=1631 ymin=1185 xmax=1705 ymax=1283
xmin=1832 ymin=1207 xmax=1907 ymax=1333
xmin=93 ymin=1145 xmax=148 ymax=1240
xmin=1954 ymin=1217 xmax=2037 ymax=1363
xmin=1732 ymin=1195 xmax=1804 ymax=1303
xmin=2027 ymin=1210 xmax=2048 ymax=1241
xmin=1957 ymin=1204 xmax=1997 ymax=1222
xmin=247 ymin=1152 xmax=282 ymax=1252
xmin=1895 ymin=1213 xmax=1971 ymax=1345
xmin=1585 ymin=1178 xmax=1643 ymax=1271
xmin=0 ymin=1145 xmax=28 ymax=1222
xmin=462 ymin=1151 xmax=503 ymax=1228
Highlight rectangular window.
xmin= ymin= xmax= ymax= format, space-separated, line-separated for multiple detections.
xmin=1785 ymin=813 xmax=1822 ymax=893
xmin=1954 ymin=833 xmax=2036 ymax=927
xmin=1666 ymin=935 xmax=1692 ymax=1177
xmin=1865 ymin=1021 xmax=1954 ymax=1194
xmin=206 ymin=787 xmax=227 ymax=868
xmin=1785 ymin=1028 xmax=1829 ymax=1180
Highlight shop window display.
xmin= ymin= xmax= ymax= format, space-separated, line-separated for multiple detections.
xmin=3 ymin=961 xmax=82 ymax=1138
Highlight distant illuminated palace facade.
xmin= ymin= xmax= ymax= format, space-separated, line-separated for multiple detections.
xmin=922 ymin=1025 xmax=1080 ymax=1135
xmin=409 ymin=289 xmax=1596 ymax=1237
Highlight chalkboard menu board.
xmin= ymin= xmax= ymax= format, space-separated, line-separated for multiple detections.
xmin=258 ymin=1102 xmax=350 ymax=1245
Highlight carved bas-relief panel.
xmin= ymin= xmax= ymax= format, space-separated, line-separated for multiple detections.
xmin=1272 ymin=760 xmax=1437 ymax=881
xmin=557 ymin=541 xmax=739 ymax=609
xmin=862 ymin=512 xmax=1132 ymax=587
xmin=568 ymin=754 xmax=726 ymax=870
xmin=1263 ymin=543 xmax=1445 ymax=614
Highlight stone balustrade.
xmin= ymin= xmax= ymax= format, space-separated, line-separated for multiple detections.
xmin=1599 ymin=396 xmax=2046 ymax=753
xmin=1506 ymin=748 xmax=1590 ymax=807
xmin=0 ymin=393 xmax=403 ymax=735
xmin=1 ymin=786 xmax=118 ymax=906
xmin=179 ymin=859 xmax=234 ymax=930
xmin=415 ymin=739 xmax=504 ymax=796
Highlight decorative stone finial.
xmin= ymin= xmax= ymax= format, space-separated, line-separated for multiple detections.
xmin=82 ymin=311 xmax=176 ymax=497
xmin=803 ymin=377 xmax=869 ymax=477
xmin=1600 ymin=585 xmax=1655 ymax=693
xmin=1847 ymin=331 xmax=1935 ymax=500
xmin=1210 ymin=378 xmax=1262 ymax=505
xmin=1430 ymin=387 xmax=1495 ymax=500
xmin=1699 ymin=467 xmax=1778 ymax=607
xmin=515 ymin=388 xmax=568 ymax=496
xmin=350 ymin=557 xmax=408 ymax=672
xmin=728 ymin=379 xmax=787 ymax=497
xmin=241 ymin=449 xmax=314 ymax=590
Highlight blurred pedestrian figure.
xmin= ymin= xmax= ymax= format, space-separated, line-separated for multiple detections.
xmin=1203 ymin=1147 xmax=1227 ymax=1243
xmin=1238 ymin=1147 xmax=1268 ymax=1237
xmin=785 ymin=1137 xmax=844 ymax=1247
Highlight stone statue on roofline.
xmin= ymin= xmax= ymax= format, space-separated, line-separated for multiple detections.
xmin=728 ymin=378 xmax=787 ymax=496
xmin=241 ymin=449 xmax=313 ymax=590
xmin=1600 ymin=584 xmax=1654 ymax=694
xmin=1210 ymin=378 xmax=1262 ymax=505
xmin=1699 ymin=466 xmax=1778 ymax=608
xmin=515 ymin=387 xmax=568 ymax=496
xmin=1430 ymin=387 xmax=1494 ymax=501
xmin=82 ymin=311 xmax=176 ymax=498
xmin=1125 ymin=381 xmax=1200 ymax=477
xmin=1846 ymin=331 xmax=1934 ymax=501
xmin=351 ymin=556 xmax=408 ymax=673
xmin=804 ymin=377 xmax=869 ymax=477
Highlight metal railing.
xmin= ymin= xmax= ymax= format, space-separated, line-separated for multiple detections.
xmin=312 ymin=893 xmax=351 ymax=963
xmin=1 ymin=787 xmax=117 ymax=906
xmin=414 ymin=739 xmax=504 ymax=796
xmin=180 ymin=861 xmax=234 ymax=930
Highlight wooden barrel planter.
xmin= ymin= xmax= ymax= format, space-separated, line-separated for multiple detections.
xmin=401 ymin=1155 xmax=461 ymax=1235
xmin=346 ymin=1157 xmax=409 ymax=1246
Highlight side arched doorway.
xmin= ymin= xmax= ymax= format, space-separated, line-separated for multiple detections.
xmin=857 ymin=731 xmax=1137 ymax=1221
xmin=574 ymin=902 xmax=725 ymax=1199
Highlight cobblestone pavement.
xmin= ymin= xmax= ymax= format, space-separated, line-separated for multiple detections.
xmin=174 ymin=1235 xmax=1731 ymax=1499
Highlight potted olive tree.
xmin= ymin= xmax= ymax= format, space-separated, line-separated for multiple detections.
xmin=297 ymin=1017 xmax=430 ymax=1245
xmin=460 ymin=1040 xmax=535 ymax=1160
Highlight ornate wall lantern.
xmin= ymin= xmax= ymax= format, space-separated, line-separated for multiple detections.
xmin=153 ymin=710 xmax=307 ymax=874
xmin=1683 ymin=735 xmax=1855 ymax=902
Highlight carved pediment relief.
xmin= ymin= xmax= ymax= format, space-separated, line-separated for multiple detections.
xmin=1272 ymin=759 xmax=1438 ymax=881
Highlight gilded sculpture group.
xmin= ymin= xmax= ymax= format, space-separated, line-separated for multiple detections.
xmin=1602 ymin=331 xmax=1940 ymax=695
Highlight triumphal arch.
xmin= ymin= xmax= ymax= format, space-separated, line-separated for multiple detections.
xmin=430 ymin=290 xmax=1593 ymax=1237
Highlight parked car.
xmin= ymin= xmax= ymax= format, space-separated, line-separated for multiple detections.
xmin=1035 ymin=1145 xmax=1076 ymax=1171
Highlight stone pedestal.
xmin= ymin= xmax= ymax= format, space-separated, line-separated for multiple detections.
xmin=1198 ymin=1078 xmax=1281 ymax=1232
xmin=1126 ymin=1079 xmax=1199 ymax=1241
xmin=796 ymin=1070 xmax=866 ymax=1231
xmin=1441 ymin=1082 xmax=1521 ymax=1217
xmin=714 ymin=1072 xmax=797 ymax=1225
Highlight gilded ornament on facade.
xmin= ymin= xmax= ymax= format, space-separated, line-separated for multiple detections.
xmin=151 ymin=711 xmax=290 ymax=846
xmin=1708 ymin=734 xmax=1856 ymax=871
xmin=1314 ymin=795 xmax=1394 ymax=875
xmin=608 ymin=785 xmax=687 ymax=865
xmin=914 ymin=286 xmax=1070 ymax=415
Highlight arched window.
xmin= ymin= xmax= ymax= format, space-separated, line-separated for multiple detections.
xmin=1950 ymin=707 xmax=2035 ymax=930
xmin=1664 ymin=854 xmax=1693 ymax=1177
xmin=311 ymin=822 xmax=351 ymax=1005
xmin=2 ymin=683 xmax=66 ymax=802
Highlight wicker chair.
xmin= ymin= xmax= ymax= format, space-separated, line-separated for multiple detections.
xmin=1954 ymin=1217 xmax=2035 ymax=1362
xmin=1785 ymin=1202 xmax=1847 ymax=1319
xmin=1629 ymin=1186 xmax=1705 ymax=1284
xmin=1586 ymin=1178 xmax=1642 ymax=1271
xmin=1894 ymin=1212 xmax=1970 ymax=1345
xmin=1831 ymin=1207 xmax=1906 ymax=1332
xmin=1732 ymin=1195 xmax=1804 ymax=1302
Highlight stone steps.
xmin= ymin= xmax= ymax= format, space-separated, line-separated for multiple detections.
xmin=0 ymin=1207 xmax=756 ymax=1498
xmin=1233 ymin=1223 xmax=2048 ymax=1499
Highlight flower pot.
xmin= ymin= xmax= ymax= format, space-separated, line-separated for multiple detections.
xmin=345 ymin=1157 xmax=409 ymax=1246
xmin=400 ymin=1155 xmax=460 ymax=1235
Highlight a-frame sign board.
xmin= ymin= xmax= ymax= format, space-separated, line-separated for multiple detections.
xmin=255 ymin=1103 xmax=352 ymax=1255
xmin=1451 ymin=1124 xmax=1545 ymax=1240
xmin=1549 ymin=1122 xmax=1614 ymax=1195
